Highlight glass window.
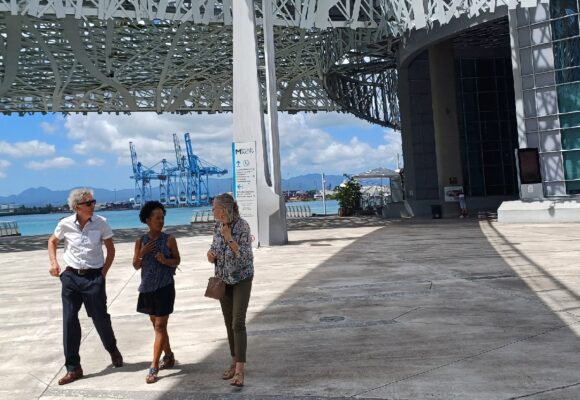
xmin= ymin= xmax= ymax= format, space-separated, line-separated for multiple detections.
xmin=560 ymin=111 xmax=580 ymax=129
xmin=457 ymin=55 xmax=518 ymax=196
xmin=476 ymin=59 xmax=495 ymax=76
xmin=565 ymin=180 xmax=580 ymax=194
xmin=523 ymin=90 xmax=537 ymax=117
xmin=460 ymin=59 xmax=476 ymax=77
xmin=561 ymin=127 xmax=580 ymax=149
xmin=495 ymin=59 xmax=506 ymax=76
xmin=528 ymin=132 xmax=540 ymax=148
xmin=532 ymin=44 xmax=555 ymax=72
xmin=557 ymin=82 xmax=580 ymax=113
xmin=555 ymin=66 xmax=580 ymax=84
xmin=531 ymin=3 xmax=550 ymax=23
xmin=545 ymin=182 xmax=567 ymax=196
xmin=525 ymin=118 xmax=539 ymax=132
xmin=539 ymin=130 xmax=561 ymax=152
xmin=520 ymin=48 xmax=533 ymax=75
xmin=563 ymin=151 xmax=580 ymax=180
xmin=517 ymin=6 xmax=530 ymax=26
xmin=553 ymin=37 xmax=580 ymax=69
xmin=551 ymin=15 xmax=579 ymax=40
xmin=536 ymin=87 xmax=558 ymax=116
xmin=538 ymin=115 xmax=560 ymax=130
xmin=550 ymin=0 xmax=578 ymax=19
xmin=461 ymin=78 xmax=476 ymax=93
xmin=535 ymin=71 xmax=555 ymax=87
xmin=478 ymin=92 xmax=497 ymax=112
xmin=531 ymin=22 xmax=552 ymax=45
xmin=542 ymin=153 xmax=565 ymax=181
xmin=522 ymin=75 xmax=535 ymax=89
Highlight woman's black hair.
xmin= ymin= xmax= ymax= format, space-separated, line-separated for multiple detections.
xmin=139 ymin=201 xmax=166 ymax=223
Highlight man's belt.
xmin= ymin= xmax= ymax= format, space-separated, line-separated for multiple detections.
xmin=65 ymin=266 xmax=102 ymax=276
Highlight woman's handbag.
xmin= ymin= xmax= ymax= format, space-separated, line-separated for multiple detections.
xmin=204 ymin=276 xmax=225 ymax=300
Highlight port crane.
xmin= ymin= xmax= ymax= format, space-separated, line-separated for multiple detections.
xmin=183 ymin=132 xmax=228 ymax=206
xmin=129 ymin=142 xmax=155 ymax=206
xmin=129 ymin=134 xmax=228 ymax=207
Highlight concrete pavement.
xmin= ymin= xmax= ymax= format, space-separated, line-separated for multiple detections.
xmin=1 ymin=216 xmax=580 ymax=399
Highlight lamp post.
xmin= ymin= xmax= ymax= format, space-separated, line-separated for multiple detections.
xmin=322 ymin=172 xmax=327 ymax=215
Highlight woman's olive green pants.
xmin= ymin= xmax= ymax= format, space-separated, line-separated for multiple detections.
xmin=220 ymin=276 xmax=252 ymax=363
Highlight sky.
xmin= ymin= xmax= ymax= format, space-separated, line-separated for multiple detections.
xmin=0 ymin=112 xmax=402 ymax=197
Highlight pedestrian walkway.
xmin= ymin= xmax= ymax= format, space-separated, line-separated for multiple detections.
xmin=2 ymin=216 xmax=580 ymax=399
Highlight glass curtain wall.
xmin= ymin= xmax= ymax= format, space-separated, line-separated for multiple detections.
xmin=551 ymin=0 xmax=580 ymax=194
xmin=456 ymin=57 xmax=519 ymax=196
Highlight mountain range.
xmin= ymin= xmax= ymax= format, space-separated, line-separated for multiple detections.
xmin=0 ymin=174 xmax=345 ymax=206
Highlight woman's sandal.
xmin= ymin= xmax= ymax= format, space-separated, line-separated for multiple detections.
xmin=160 ymin=352 xmax=175 ymax=370
xmin=222 ymin=365 xmax=236 ymax=380
xmin=230 ymin=371 xmax=244 ymax=387
xmin=145 ymin=367 xmax=159 ymax=384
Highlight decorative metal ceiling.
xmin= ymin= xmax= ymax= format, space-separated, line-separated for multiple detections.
xmin=0 ymin=1 xmax=546 ymax=128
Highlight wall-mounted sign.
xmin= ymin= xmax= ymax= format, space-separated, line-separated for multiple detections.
xmin=444 ymin=186 xmax=463 ymax=202
xmin=232 ymin=141 xmax=258 ymax=246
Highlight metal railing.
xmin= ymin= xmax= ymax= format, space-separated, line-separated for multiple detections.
xmin=191 ymin=205 xmax=312 ymax=224
xmin=0 ymin=221 xmax=20 ymax=237
xmin=191 ymin=210 xmax=215 ymax=224
xmin=286 ymin=205 xmax=311 ymax=218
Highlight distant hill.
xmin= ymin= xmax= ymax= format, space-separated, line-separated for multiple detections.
xmin=281 ymin=174 xmax=344 ymax=192
xmin=0 ymin=174 xmax=345 ymax=206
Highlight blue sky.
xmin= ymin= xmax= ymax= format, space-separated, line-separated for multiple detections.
xmin=0 ymin=112 xmax=401 ymax=196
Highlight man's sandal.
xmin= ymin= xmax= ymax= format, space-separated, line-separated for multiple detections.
xmin=230 ymin=371 xmax=244 ymax=387
xmin=146 ymin=367 xmax=159 ymax=384
xmin=222 ymin=365 xmax=236 ymax=380
xmin=160 ymin=353 xmax=175 ymax=369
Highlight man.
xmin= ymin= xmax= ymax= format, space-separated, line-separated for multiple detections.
xmin=48 ymin=188 xmax=123 ymax=385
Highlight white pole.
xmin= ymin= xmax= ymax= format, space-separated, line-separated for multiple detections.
xmin=322 ymin=172 xmax=327 ymax=215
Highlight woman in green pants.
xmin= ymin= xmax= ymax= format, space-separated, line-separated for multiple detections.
xmin=207 ymin=193 xmax=254 ymax=387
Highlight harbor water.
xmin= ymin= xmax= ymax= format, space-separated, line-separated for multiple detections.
xmin=0 ymin=200 xmax=338 ymax=237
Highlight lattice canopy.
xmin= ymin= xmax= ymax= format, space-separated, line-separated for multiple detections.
xmin=0 ymin=1 xmax=545 ymax=128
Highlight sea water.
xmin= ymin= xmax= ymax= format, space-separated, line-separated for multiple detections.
xmin=0 ymin=200 xmax=338 ymax=236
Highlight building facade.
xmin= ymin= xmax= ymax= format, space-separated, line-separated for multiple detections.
xmin=397 ymin=1 xmax=580 ymax=219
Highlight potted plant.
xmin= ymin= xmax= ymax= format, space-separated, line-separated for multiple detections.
xmin=334 ymin=177 xmax=362 ymax=216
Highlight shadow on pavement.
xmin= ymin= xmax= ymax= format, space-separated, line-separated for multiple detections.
xmin=23 ymin=217 xmax=580 ymax=399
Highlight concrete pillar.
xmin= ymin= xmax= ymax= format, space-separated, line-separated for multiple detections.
xmin=397 ymin=66 xmax=418 ymax=202
xmin=397 ymin=51 xmax=440 ymax=216
xmin=232 ymin=0 xmax=287 ymax=246
xmin=429 ymin=41 xmax=463 ymax=216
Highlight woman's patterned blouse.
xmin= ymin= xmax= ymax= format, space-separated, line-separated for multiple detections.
xmin=210 ymin=217 xmax=254 ymax=285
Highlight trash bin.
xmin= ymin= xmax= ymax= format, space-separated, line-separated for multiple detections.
xmin=431 ymin=204 xmax=442 ymax=219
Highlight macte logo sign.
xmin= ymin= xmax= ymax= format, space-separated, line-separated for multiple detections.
xmin=235 ymin=148 xmax=255 ymax=155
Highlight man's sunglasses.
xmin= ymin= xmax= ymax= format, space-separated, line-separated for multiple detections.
xmin=78 ymin=199 xmax=97 ymax=207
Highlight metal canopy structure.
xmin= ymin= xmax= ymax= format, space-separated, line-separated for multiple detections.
xmin=0 ymin=1 xmax=541 ymax=129
xmin=353 ymin=167 xmax=400 ymax=180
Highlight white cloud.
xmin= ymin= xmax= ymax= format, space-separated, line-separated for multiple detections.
xmin=0 ymin=140 xmax=56 ymax=158
xmin=40 ymin=121 xmax=58 ymax=134
xmin=64 ymin=113 xmax=233 ymax=171
xmin=86 ymin=158 xmax=105 ymax=166
xmin=62 ymin=112 xmax=402 ymax=178
xmin=0 ymin=159 xmax=10 ymax=178
xmin=26 ymin=157 xmax=75 ymax=170
xmin=277 ymin=114 xmax=402 ymax=176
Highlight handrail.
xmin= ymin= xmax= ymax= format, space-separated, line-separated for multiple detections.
xmin=0 ymin=221 xmax=21 ymax=237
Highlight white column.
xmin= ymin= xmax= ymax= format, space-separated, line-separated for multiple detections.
xmin=232 ymin=0 xmax=287 ymax=246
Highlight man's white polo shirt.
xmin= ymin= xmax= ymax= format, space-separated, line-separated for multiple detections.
xmin=54 ymin=214 xmax=114 ymax=270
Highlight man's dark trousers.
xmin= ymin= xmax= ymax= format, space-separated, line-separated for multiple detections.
xmin=61 ymin=269 xmax=119 ymax=371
